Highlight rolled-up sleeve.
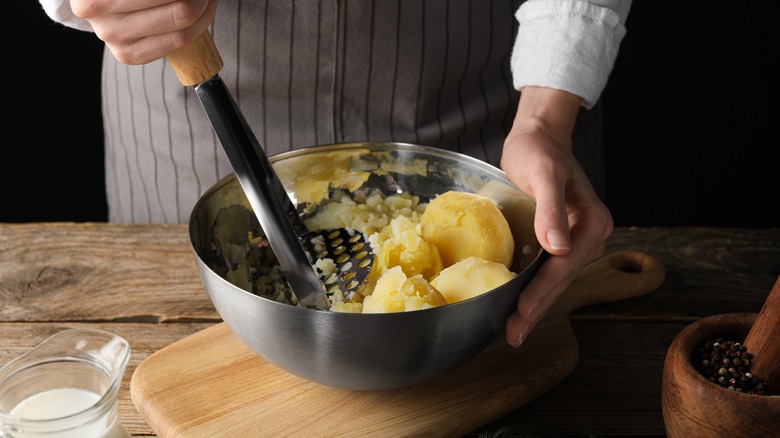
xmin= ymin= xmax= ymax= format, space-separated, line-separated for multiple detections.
xmin=39 ymin=0 xmax=94 ymax=32
xmin=511 ymin=0 xmax=631 ymax=108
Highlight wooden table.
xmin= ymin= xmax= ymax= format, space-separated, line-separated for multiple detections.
xmin=1 ymin=223 xmax=778 ymax=436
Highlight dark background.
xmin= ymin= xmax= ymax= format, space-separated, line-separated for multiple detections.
xmin=3 ymin=2 xmax=778 ymax=227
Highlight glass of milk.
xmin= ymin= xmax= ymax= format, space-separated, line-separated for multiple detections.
xmin=0 ymin=329 xmax=131 ymax=438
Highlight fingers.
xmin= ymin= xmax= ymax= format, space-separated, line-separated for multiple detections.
xmin=505 ymin=259 xmax=569 ymax=347
xmin=72 ymin=0 xmax=217 ymax=64
xmin=505 ymin=207 xmax=611 ymax=348
xmin=72 ymin=0 xmax=176 ymax=16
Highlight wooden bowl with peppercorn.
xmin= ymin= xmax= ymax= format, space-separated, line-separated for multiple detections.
xmin=662 ymin=277 xmax=780 ymax=438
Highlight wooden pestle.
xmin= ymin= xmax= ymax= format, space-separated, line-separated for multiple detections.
xmin=742 ymin=274 xmax=780 ymax=391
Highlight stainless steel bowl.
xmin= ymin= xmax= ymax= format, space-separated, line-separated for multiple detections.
xmin=188 ymin=142 xmax=545 ymax=390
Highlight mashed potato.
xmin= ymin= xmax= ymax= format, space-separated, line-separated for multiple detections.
xmin=362 ymin=266 xmax=447 ymax=313
xmin=367 ymin=215 xmax=443 ymax=282
xmin=304 ymin=190 xmax=425 ymax=236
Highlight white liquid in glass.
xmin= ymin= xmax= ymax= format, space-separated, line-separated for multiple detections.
xmin=9 ymin=388 xmax=128 ymax=438
xmin=10 ymin=388 xmax=98 ymax=419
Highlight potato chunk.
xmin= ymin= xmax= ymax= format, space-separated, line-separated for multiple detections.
xmin=420 ymin=191 xmax=514 ymax=269
xmin=430 ymin=256 xmax=516 ymax=303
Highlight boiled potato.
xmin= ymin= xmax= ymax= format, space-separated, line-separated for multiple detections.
xmin=420 ymin=191 xmax=514 ymax=268
xmin=363 ymin=266 xmax=448 ymax=313
xmin=430 ymin=256 xmax=516 ymax=303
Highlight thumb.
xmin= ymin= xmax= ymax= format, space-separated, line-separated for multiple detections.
xmin=533 ymin=185 xmax=571 ymax=256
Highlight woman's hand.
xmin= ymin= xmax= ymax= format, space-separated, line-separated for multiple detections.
xmin=71 ymin=0 xmax=218 ymax=64
xmin=501 ymin=86 xmax=614 ymax=348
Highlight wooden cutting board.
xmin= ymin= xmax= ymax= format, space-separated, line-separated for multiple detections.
xmin=130 ymin=250 xmax=665 ymax=437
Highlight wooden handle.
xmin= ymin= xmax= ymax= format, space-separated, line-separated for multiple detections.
xmin=562 ymin=250 xmax=666 ymax=314
xmin=743 ymin=274 xmax=780 ymax=390
xmin=165 ymin=31 xmax=224 ymax=86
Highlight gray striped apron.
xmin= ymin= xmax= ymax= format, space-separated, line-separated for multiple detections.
xmin=100 ymin=0 xmax=604 ymax=223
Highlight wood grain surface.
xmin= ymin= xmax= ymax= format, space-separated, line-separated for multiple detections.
xmin=743 ymin=275 xmax=780 ymax=390
xmin=166 ymin=31 xmax=223 ymax=86
xmin=1 ymin=223 xmax=779 ymax=436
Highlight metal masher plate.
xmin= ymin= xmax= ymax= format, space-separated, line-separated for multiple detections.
xmin=310 ymin=228 xmax=374 ymax=300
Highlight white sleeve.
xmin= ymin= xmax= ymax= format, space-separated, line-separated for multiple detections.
xmin=510 ymin=0 xmax=632 ymax=109
xmin=39 ymin=0 xmax=94 ymax=32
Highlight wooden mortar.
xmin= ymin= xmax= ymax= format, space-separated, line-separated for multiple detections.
xmin=662 ymin=276 xmax=780 ymax=437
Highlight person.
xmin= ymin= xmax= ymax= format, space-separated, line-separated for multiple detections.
xmin=38 ymin=0 xmax=629 ymax=348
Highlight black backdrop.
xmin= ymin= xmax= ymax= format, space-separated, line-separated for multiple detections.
xmin=4 ymin=2 xmax=778 ymax=227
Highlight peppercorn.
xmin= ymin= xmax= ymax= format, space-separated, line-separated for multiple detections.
xmin=692 ymin=336 xmax=772 ymax=395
